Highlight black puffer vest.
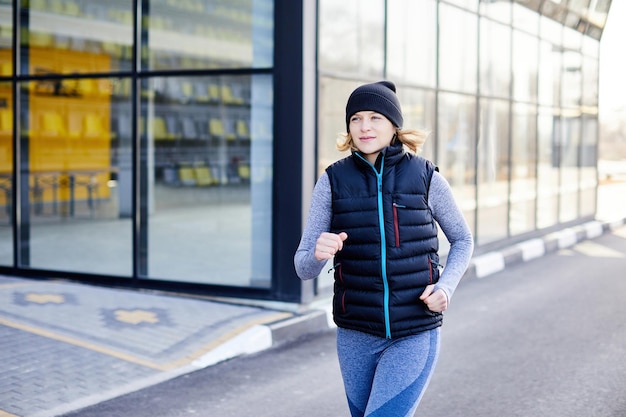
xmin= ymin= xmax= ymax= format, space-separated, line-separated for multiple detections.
xmin=326 ymin=140 xmax=442 ymax=339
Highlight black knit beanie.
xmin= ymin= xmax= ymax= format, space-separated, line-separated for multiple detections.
xmin=345 ymin=81 xmax=403 ymax=131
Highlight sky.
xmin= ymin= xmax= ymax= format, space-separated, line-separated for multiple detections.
xmin=599 ymin=1 xmax=625 ymax=112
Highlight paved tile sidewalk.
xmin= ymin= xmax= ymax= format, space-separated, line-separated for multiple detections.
xmin=0 ymin=277 xmax=295 ymax=417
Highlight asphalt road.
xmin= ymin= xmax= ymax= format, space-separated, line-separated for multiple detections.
xmin=63 ymin=227 xmax=626 ymax=417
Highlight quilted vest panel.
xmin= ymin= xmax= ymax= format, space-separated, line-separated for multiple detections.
xmin=326 ymin=143 xmax=442 ymax=338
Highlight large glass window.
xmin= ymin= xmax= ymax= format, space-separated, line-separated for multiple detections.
xmin=24 ymin=0 xmax=134 ymax=74
xmin=512 ymin=30 xmax=539 ymax=103
xmin=582 ymin=55 xmax=599 ymax=107
xmin=444 ymin=0 xmax=478 ymax=12
xmin=512 ymin=2 xmax=539 ymax=33
xmin=0 ymin=1 xmax=12 ymax=75
xmin=580 ymin=114 xmax=597 ymax=217
xmin=510 ymin=102 xmax=537 ymax=236
xmin=0 ymin=87 xmax=11 ymax=267
xmin=144 ymin=0 xmax=274 ymax=70
xmin=479 ymin=0 xmax=511 ymax=24
xmin=22 ymin=77 xmax=133 ymax=275
xmin=437 ymin=92 xmax=476 ymax=233
xmin=582 ymin=34 xmax=599 ymax=59
xmin=538 ymin=39 xmax=561 ymax=107
xmin=437 ymin=92 xmax=477 ymax=187
xmin=480 ymin=19 xmax=511 ymax=98
xmin=141 ymin=74 xmax=273 ymax=288
xmin=317 ymin=78 xmax=359 ymax=176
xmin=563 ymin=24 xmax=583 ymax=51
xmin=3 ymin=0 xmax=277 ymax=291
xmin=439 ymin=4 xmax=478 ymax=94
xmin=580 ymin=38 xmax=599 ymax=219
xmin=387 ymin=0 xmax=437 ymax=88
xmin=0 ymin=1 xmax=11 ymax=266
xmin=318 ymin=0 xmax=384 ymax=77
xmin=536 ymin=107 xmax=559 ymax=229
xmin=402 ymin=87 xmax=436 ymax=161
xmin=561 ymin=50 xmax=582 ymax=108
xmin=559 ymin=113 xmax=581 ymax=223
xmin=477 ymin=98 xmax=510 ymax=245
xmin=540 ymin=14 xmax=563 ymax=45
xmin=9 ymin=0 xmax=136 ymax=273
xmin=315 ymin=0 xmax=603 ymax=255
xmin=562 ymin=28 xmax=582 ymax=109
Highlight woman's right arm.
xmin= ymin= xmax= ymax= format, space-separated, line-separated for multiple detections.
xmin=294 ymin=173 xmax=333 ymax=280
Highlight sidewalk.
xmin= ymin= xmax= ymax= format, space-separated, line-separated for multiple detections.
xmin=1 ymin=187 xmax=625 ymax=417
xmin=0 ymin=275 xmax=335 ymax=417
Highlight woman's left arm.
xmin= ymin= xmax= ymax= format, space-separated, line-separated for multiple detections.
xmin=428 ymin=171 xmax=474 ymax=303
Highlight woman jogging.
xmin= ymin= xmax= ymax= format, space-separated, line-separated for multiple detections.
xmin=294 ymin=81 xmax=474 ymax=417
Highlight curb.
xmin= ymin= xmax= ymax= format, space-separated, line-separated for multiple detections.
xmin=467 ymin=218 xmax=625 ymax=280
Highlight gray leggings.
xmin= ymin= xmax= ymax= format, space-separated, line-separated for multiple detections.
xmin=336 ymin=327 xmax=440 ymax=417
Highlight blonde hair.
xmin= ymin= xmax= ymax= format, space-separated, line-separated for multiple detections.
xmin=337 ymin=128 xmax=429 ymax=155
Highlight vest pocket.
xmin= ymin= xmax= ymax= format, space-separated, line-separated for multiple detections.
xmin=334 ymin=287 xmax=347 ymax=314
xmin=392 ymin=202 xmax=405 ymax=247
xmin=333 ymin=263 xmax=346 ymax=314
xmin=428 ymin=255 xmax=442 ymax=284
xmin=392 ymin=195 xmax=428 ymax=247
xmin=334 ymin=262 xmax=343 ymax=284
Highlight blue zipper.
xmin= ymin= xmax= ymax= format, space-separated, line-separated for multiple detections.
xmin=355 ymin=153 xmax=391 ymax=339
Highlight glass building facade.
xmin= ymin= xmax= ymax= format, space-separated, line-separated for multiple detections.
xmin=0 ymin=0 xmax=612 ymax=303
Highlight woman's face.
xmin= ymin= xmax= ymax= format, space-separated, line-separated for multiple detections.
xmin=348 ymin=111 xmax=396 ymax=164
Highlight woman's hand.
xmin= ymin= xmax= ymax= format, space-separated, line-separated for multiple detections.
xmin=420 ymin=285 xmax=448 ymax=313
xmin=314 ymin=232 xmax=348 ymax=261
